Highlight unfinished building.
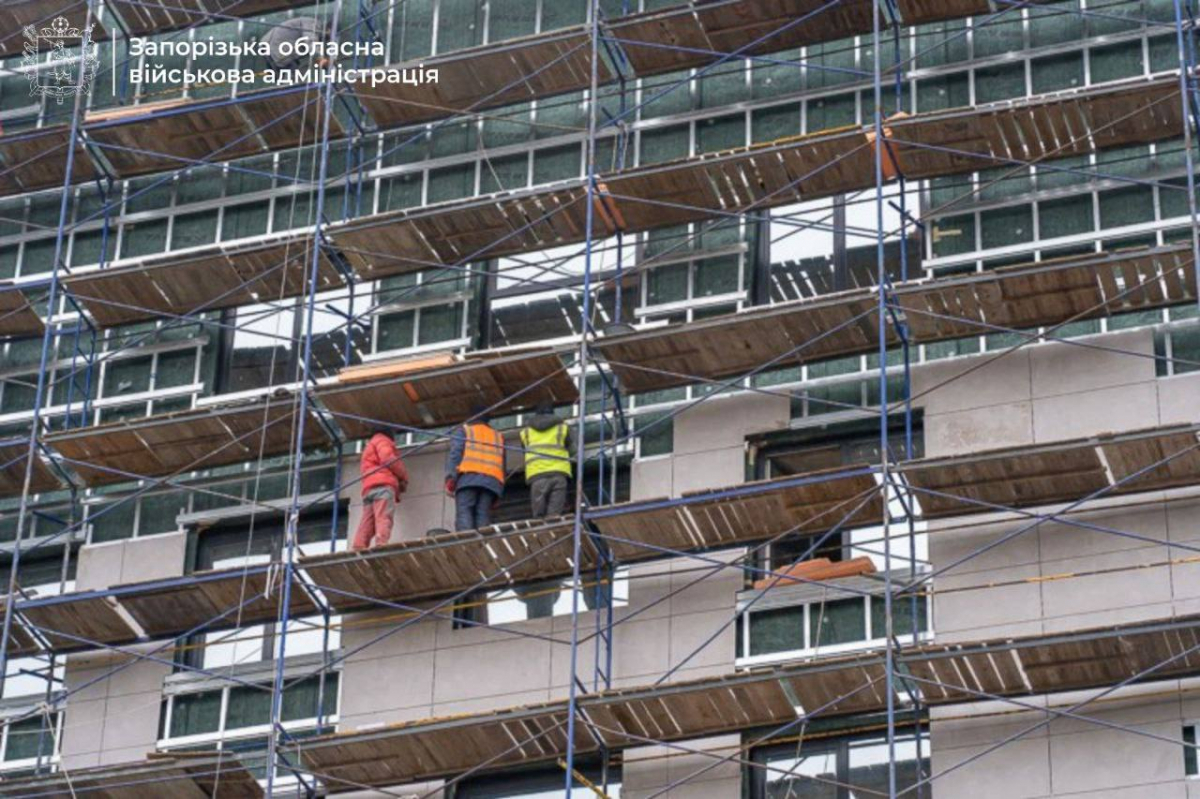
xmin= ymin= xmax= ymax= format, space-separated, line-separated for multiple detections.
xmin=0 ymin=0 xmax=1199 ymax=796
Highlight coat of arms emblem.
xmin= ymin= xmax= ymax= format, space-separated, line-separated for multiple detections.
xmin=22 ymin=17 xmax=99 ymax=104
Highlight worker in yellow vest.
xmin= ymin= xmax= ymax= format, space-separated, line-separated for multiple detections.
xmin=515 ymin=401 xmax=575 ymax=617
xmin=520 ymin=402 xmax=575 ymax=519
xmin=445 ymin=405 xmax=506 ymax=531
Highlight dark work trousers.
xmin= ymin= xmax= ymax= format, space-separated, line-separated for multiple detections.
xmin=530 ymin=473 xmax=569 ymax=518
xmin=517 ymin=473 xmax=571 ymax=617
xmin=454 ymin=486 xmax=496 ymax=531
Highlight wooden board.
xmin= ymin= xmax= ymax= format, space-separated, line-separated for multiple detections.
xmin=302 ymin=517 xmax=584 ymax=613
xmin=19 ymin=593 xmax=140 ymax=653
xmin=297 ymin=613 xmax=1200 ymax=790
xmin=357 ymin=29 xmax=608 ymax=128
xmin=0 ymin=439 xmax=62 ymax=499
xmin=332 ymin=181 xmax=600 ymax=280
xmin=43 ymin=400 xmax=332 ymax=487
xmin=0 ymin=125 xmax=98 ymax=198
xmin=611 ymin=0 xmax=998 ymax=75
xmin=315 ymin=350 xmax=578 ymax=437
xmin=902 ymin=423 xmax=1200 ymax=517
xmin=63 ymin=235 xmax=343 ymax=328
xmin=0 ymin=283 xmax=45 ymax=337
xmin=0 ymin=753 xmax=263 ymax=797
xmin=596 ymin=244 xmax=1197 ymax=394
xmin=591 ymin=466 xmax=886 ymax=560
xmin=889 ymin=77 xmax=1183 ymax=179
xmin=87 ymin=88 xmax=343 ymax=178
xmin=114 ymin=566 xmax=315 ymax=639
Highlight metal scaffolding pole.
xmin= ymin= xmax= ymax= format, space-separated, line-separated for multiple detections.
xmin=264 ymin=0 xmax=345 ymax=792
xmin=0 ymin=0 xmax=95 ymax=699
xmin=563 ymin=0 xmax=604 ymax=791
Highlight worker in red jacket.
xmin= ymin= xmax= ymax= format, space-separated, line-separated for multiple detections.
xmin=352 ymin=427 xmax=409 ymax=550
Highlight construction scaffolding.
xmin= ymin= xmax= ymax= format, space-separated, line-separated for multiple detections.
xmin=0 ymin=0 xmax=1198 ymax=796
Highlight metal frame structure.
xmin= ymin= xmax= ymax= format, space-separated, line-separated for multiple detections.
xmin=0 ymin=0 xmax=1198 ymax=796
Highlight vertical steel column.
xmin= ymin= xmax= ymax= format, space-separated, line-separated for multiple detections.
xmin=872 ymin=1 xmax=899 ymax=797
xmin=564 ymin=0 xmax=603 ymax=792
xmin=0 ymin=0 xmax=95 ymax=696
xmin=265 ymin=1 xmax=344 ymax=791
xmin=1173 ymin=0 xmax=1200 ymax=317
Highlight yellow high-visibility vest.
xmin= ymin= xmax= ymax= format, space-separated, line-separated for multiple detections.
xmin=520 ymin=423 xmax=572 ymax=480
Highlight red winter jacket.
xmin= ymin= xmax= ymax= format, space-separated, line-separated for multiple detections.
xmin=360 ymin=433 xmax=409 ymax=500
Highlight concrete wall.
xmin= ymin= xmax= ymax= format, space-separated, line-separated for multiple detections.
xmin=59 ymin=532 xmax=188 ymax=769
xmin=931 ymin=685 xmax=1200 ymax=799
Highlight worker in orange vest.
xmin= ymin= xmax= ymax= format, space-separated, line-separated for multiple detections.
xmin=445 ymin=406 xmax=506 ymax=531
xmin=352 ymin=427 xmax=409 ymax=550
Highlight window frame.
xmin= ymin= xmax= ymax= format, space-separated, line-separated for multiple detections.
xmin=736 ymin=591 xmax=933 ymax=668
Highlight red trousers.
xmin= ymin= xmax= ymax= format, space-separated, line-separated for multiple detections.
xmin=352 ymin=488 xmax=395 ymax=550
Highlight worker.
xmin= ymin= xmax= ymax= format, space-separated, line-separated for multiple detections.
xmin=514 ymin=402 xmax=575 ymax=617
xmin=520 ymin=401 xmax=574 ymax=519
xmin=352 ymin=427 xmax=409 ymax=551
xmin=445 ymin=406 xmax=506 ymax=531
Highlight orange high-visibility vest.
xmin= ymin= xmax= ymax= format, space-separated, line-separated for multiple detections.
xmin=458 ymin=423 xmax=505 ymax=483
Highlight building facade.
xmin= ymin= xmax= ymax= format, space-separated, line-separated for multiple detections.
xmin=0 ymin=0 xmax=1198 ymax=796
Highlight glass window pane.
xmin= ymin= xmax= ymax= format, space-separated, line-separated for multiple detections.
xmin=4 ymin=717 xmax=54 ymax=762
xmin=103 ymin=356 xmax=152 ymax=397
xmin=871 ymin=594 xmax=929 ymax=639
xmin=764 ymin=750 xmax=839 ymax=799
xmin=694 ymin=255 xmax=739 ymax=297
xmin=809 ymin=598 xmax=866 ymax=647
xmin=849 ymin=737 xmax=925 ymax=796
xmin=225 ymin=685 xmax=272 ymax=731
xmin=646 ymin=263 xmax=688 ymax=305
xmin=89 ymin=500 xmax=136 ymax=544
xmin=980 ymin=206 xmax=1033 ymax=250
xmin=1090 ymin=40 xmax=1145 ymax=84
xmin=377 ymin=310 xmax=416 ymax=352
xmin=748 ymin=606 xmax=805 ymax=656
xmin=169 ymin=690 xmax=222 ymax=737
xmin=417 ymin=304 xmax=463 ymax=345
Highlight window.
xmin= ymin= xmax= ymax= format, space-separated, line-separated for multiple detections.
xmin=183 ymin=513 xmax=344 ymax=671
xmin=634 ymin=411 xmax=673 ymax=458
xmin=373 ymin=271 xmax=473 ymax=356
xmin=0 ymin=325 xmax=209 ymax=427
xmin=753 ymin=418 xmax=924 ymax=480
xmin=1155 ymin=325 xmax=1200 ymax=377
xmin=737 ymin=592 xmax=930 ymax=665
xmin=0 ymin=554 xmax=75 ymax=701
xmin=1186 ymin=723 xmax=1197 ymax=776
xmin=0 ymin=713 xmax=63 ymax=776
xmin=87 ymin=489 xmax=186 ymax=543
xmin=222 ymin=303 xmax=297 ymax=394
xmin=751 ymin=733 xmax=927 ymax=798
xmin=450 ymin=761 xmax=620 ymax=797
xmin=461 ymin=569 xmax=630 ymax=626
xmin=639 ymin=227 xmax=747 ymax=322
xmin=158 ymin=673 xmax=338 ymax=784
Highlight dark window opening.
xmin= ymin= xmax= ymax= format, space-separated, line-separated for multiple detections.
xmin=449 ymin=759 xmax=620 ymax=798
xmin=749 ymin=730 xmax=928 ymax=799
xmin=745 ymin=416 xmax=923 ymax=578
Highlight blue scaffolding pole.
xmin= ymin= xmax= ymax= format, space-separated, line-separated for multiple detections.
xmin=264 ymin=0 xmax=345 ymax=794
xmin=0 ymin=0 xmax=96 ymax=699
xmin=564 ymin=0 xmax=604 ymax=793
